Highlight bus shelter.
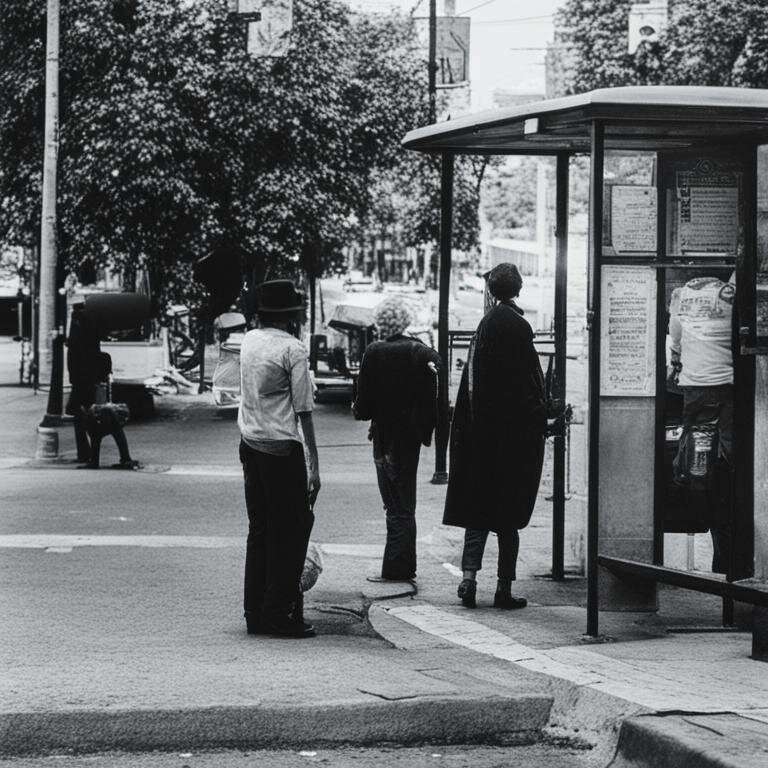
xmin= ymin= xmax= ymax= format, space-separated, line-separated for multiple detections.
xmin=403 ymin=86 xmax=768 ymax=649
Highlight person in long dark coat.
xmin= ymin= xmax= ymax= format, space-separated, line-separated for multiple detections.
xmin=353 ymin=295 xmax=440 ymax=581
xmin=443 ymin=263 xmax=547 ymax=609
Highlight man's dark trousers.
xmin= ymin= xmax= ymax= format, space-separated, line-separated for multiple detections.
xmin=240 ymin=440 xmax=314 ymax=619
xmin=373 ymin=432 xmax=421 ymax=580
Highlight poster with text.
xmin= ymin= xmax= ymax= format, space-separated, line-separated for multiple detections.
xmin=600 ymin=265 xmax=657 ymax=396
xmin=611 ymin=185 xmax=657 ymax=253
xmin=677 ymin=163 xmax=739 ymax=254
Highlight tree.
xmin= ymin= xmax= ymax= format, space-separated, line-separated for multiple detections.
xmin=665 ymin=1 xmax=768 ymax=88
xmin=551 ymin=0 xmax=662 ymax=96
xmin=481 ymin=158 xmax=539 ymax=240
xmin=552 ymin=0 xmax=768 ymax=96
xmin=0 ymin=0 xmax=483 ymax=322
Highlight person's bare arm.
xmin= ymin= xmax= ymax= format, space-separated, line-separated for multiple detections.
xmin=298 ymin=411 xmax=321 ymax=507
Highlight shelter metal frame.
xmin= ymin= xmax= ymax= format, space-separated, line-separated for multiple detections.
xmin=403 ymin=86 xmax=768 ymax=636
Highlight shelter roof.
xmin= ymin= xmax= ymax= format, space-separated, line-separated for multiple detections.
xmin=402 ymin=86 xmax=768 ymax=155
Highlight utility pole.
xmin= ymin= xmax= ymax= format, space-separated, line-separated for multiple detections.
xmin=36 ymin=0 xmax=63 ymax=460
xmin=428 ymin=0 xmax=437 ymax=124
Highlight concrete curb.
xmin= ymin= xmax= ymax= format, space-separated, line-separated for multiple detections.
xmin=367 ymin=601 xmax=645 ymax=765
xmin=0 ymin=696 xmax=552 ymax=757
xmin=609 ymin=714 xmax=768 ymax=768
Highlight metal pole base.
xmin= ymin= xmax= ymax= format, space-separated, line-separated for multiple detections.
xmin=35 ymin=424 xmax=59 ymax=460
xmin=430 ymin=471 xmax=448 ymax=485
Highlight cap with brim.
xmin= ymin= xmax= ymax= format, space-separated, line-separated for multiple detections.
xmin=254 ymin=279 xmax=305 ymax=314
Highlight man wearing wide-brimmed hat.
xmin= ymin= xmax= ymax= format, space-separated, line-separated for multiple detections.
xmin=238 ymin=279 xmax=320 ymax=639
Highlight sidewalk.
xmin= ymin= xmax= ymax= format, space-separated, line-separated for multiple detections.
xmin=1 ymin=342 xmax=767 ymax=766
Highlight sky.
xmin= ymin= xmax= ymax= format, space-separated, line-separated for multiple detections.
xmin=347 ymin=0 xmax=566 ymax=110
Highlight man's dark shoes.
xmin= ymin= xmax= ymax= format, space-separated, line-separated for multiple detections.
xmin=457 ymin=579 xmax=477 ymax=608
xmin=262 ymin=613 xmax=316 ymax=639
xmin=367 ymin=574 xmax=415 ymax=583
xmin=111 ymin=459 xmax=142 ymax=470
xmin=493 ymin=592 xmax=527 ymax=609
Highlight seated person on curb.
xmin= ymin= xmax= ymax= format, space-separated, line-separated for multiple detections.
xmin=66 ymin=304 xmax=138 ymax=470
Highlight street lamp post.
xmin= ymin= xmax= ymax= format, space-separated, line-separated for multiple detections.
xmin=36 ymin=0 xmax=64 ymax=460
xmin=428 ymin=0 xmax=437 ymax=124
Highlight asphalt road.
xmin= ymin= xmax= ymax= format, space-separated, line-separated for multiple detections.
xmin=0 ymin=396 xmax=439 ymax=545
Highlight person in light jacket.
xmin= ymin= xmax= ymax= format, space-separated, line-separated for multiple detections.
xmin=238 ymin=279 xmax=321 ymax=639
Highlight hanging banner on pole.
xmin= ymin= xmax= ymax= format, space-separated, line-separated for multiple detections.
xmin=228 ymin=0 xmax=261 ymax=21
xmin=247 ymin=0 xmax=293 ymax=58
xmin=416 ymin=16 xmax=471 ymax=86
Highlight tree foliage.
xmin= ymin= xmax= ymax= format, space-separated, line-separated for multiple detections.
xmin=0 ymin=0 xmax=481 ymax=317
xmin=552 ymin=0 xmax=768 ymax=96
xmin=481 ymin=158 xmax=539 ymax=240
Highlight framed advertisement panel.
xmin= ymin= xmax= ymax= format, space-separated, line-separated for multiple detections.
xmin=662 ymin=154 xmax=744 ymax=259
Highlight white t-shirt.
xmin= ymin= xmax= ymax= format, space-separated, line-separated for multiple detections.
xmin=669 ymin=276 xmax=735 ymax=387
xmin=237 ymin=327 xmax=313 ymax=449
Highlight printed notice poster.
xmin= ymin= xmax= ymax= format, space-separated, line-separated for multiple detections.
xmin=600 ymin=265 xmax=657 ymax=396
xmin=611 ymin=185 xmax=657 ymax=253
xmin=677 ymin=162 xmax=739 ymax=253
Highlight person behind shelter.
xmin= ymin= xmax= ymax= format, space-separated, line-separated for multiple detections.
xmin=669 ymin=273 xmax=735 ymax=574
xmin=66 ymin=303 xmax=137 ymax=469
xmin=444 ymin=263 xmax=547 ymax=609
xmin=353 ymin=295 xmax=440 ymax=582
xmin=238 ymin=279 xmax=321 ymax=639
xmin=66 ymin=303 xmax=103 ymax=463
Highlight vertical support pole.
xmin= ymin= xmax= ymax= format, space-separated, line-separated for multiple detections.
xmin=428 ymin=0 xmax=437 ymax=124
xmin=653 ymin=154 xmax=667 ymax=566
xmin=36 ymin=0 xmax=62 ymax=460
xmin=32 ymin=246 xmax=40 ymax=391
xmin=38 ymin=0 xmax=59 ymax=389
xmin=586 ymin=122 xmax=604 ymax=637
xmin=552 ymin=152 xmax=570 ymax=581
xmin=729 ymin=146 xmax=758 ymax=628
xmin=432 ymin=152 xmax=454 ymax=485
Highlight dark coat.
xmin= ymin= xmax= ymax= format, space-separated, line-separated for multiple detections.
xmin=352 ymin=335 xmax=441 ymax=448
xmin=66 ymin=309 xmax=104 ymax=386
xmin=443 ymin=302 xmax=546 ymax=534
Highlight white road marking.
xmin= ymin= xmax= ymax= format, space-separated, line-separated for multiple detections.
xmin=0 ymin=535 xmax=241 ymax=549
xmin=0 ymin=461 xmax=377 ymax=484
xmin=383 ymin=604 xmax=759 ymax=712
xmin=0 ymin=536 xmax=384 ymax=558
xmin=164 ymin=466 xmax=376 ymax=484
xmin=320 ymin=544 xmax=382 ymax=557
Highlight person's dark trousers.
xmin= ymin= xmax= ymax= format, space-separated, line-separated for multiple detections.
xmin=373 ymin=431 xmax=421 ymax=580
xmin=240 ymin=440 xmax=314 ymax=621
xmin=461 ymin=528 xmax=520 ymax=581
xmin=681 ymin=385 xmax=733 ymax=574
xmin=67 ymin=381 xmax=96 ymax=461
